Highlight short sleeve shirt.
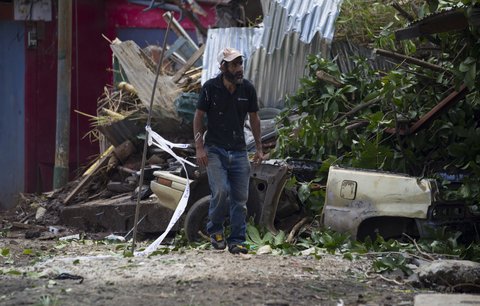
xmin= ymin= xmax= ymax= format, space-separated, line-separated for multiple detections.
xmin=196 ymin=74 xmax=259 ymax=150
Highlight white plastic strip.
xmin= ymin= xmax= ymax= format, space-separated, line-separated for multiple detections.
xmin=134 ymin=126 xmax=196 ymax=257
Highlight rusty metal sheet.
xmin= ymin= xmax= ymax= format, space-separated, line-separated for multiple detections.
xmin=395 ymin=8 xmax=470 ymax=40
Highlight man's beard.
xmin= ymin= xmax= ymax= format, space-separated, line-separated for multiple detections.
xmin=224 ymin=70 xmax=244 ymax=84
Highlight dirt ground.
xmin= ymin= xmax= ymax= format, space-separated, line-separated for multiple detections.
xmin=0 ymin=228 xmax=428 ymax=306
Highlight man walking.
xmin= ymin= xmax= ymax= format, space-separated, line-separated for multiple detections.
xmin=193 ymin=47 xmax=263 ymax=254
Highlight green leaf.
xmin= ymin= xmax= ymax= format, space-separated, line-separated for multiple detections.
xmin=274 ymin=231 xmax=286 ymax=246
xmin=341 ymin=85 xmax=357 ymax=93
xmin=465 ymin=62 xmax=477 ymax=89
xmin=464 ymin=56 xmax=476 ymax=65
xmin=363 ymin=91 xmax=380 ymax=102
xmin=263 ymin=232 xmax=274 ymax=244
xmin=1 ymin=248 xmax=9 ymax=257
xmin=298 ymin=183 xmax=311 ymax=204
xmin=459 ymin=61 xmax=471 ymax=72
xmin=246 ymin=223 xmax=264 ymax=245
xmin=447 ymin=143 xmax=468 ymax=158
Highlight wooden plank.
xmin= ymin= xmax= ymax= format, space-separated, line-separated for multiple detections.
xmin=110 ymin=40 xmax=180 ymax=122
xmin=162 ymin=11 xmax=198 ymax=51
xmin=385 ymin=84 xmax=467 ymax=135
xmin=63 ymin=146 xmax=114 ymax=205
xmin=172 ymin=44 xmax=206 ymax=83
xmin=409 ymin=84 xmax=467 ymax=134
xmin=110 ymin=40 xmax=193 ymax=137
xmin=11 ymin=222 xmax=47 ymax=231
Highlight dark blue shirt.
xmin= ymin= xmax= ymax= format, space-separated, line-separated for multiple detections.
xmin=196 ymin=73 xmax=259 ymax=150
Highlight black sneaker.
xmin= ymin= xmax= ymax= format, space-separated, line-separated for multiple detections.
xmin=228 ymin=243 xmax=248 ymax=254
xmin=210 ymin=233 xmax=226 ymax=250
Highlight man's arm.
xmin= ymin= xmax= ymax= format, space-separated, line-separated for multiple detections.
xmin=193 ymin=109 xmax=208 ymax=167
xmin=249 ymin=112 xmax=264 ymax=163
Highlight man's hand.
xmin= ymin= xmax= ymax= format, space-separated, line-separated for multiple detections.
xmin=196 ymin=146 xmax=208 ymax=167
xmin=193 ymin=109 xmax=208 ymax=167
xmin=252 ymin=147 xmax=264 ymax=164
xmin=249 ymin=112 xmax=264 ymax=164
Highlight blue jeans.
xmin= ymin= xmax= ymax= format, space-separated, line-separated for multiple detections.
xmin=205 ymin=145 xmax=250 ymax=245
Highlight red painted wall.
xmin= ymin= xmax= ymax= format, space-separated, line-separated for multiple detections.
xmin=104 ymin=0 xmax=216 ymax=38
xmin=24 ymin=1 xmax=110 ymax=192
xmin=24 ymin=20 xmax=59 ymax=193
xmin=24 ymin=0 xmax=216 ymax=193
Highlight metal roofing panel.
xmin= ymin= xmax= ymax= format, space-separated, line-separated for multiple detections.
xmin=330 ymin=40 xmax=395 ymax=74
xmin=247 ymin=32 xmax=329 ymax=108
xmin=261 ymin=0 xmax=342 ymax=53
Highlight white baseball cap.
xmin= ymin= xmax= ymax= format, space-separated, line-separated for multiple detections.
xmin=217 ymin=47 xmax=243 ymax=64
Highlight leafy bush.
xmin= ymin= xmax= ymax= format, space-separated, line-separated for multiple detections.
xmin=274 ymin=1 xmax=480 ymax=204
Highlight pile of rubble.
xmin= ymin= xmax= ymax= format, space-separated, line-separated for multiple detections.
xmin=2 ymin=11 xmax=218 ymax=236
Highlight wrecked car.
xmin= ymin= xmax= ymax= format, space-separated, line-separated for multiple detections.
xmin=151 ymin=158 xmax=318 ymax=242
xmin=150 ymin=107 xmax=312 ymax=241
xmin=323 ymin=165 xmax=480 ymax=241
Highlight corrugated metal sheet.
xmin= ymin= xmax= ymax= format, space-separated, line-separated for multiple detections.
xmin=330 ymin=40 xmax=396 ymax=74
xmin=201 ymin=0 xmax=343 ymax=108
xmin=260 ymin=0 xmax=342 ymax=53
xmin=247 ymin=32 xmax=329 ymax=107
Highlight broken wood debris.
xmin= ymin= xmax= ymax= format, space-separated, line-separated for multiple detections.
xmin=385 ymin=84 xmax=468 ymax=135
xmin=172 ymin=44 xmax=206 ymax=83
xmin=63 ymin=146 xmax=114 ymax=205
xmin=110 ymin=40 xmax=182 ymax=125
xmin=374 ymin=48 xmax=448 ymax=73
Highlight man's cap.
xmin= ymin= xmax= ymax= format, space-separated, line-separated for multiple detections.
xmin=217 ymin=47 xmax=243 ymax=64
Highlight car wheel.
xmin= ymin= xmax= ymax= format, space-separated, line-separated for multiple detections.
xmin=184 ymin=195 xmax=211 ymax=242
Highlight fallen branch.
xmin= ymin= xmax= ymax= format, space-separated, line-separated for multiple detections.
xmin=11 ymin=222 xmax=47 ymax=231
xmin=378 ymin=274 xmax=405 ymax=286
xmin=374 ymin=48 xmax=447 ymax=72
xmin=198 ymin=230 xmax=209 ymax=241
xmin=63 ymin=146 xmax=114 ymax=205
xmin=346 ymin=121 xmax=369 ymax=130
xmin=286 ymin=217 xmax=311 ymax=243
xmin=361 ymin=251 xmax=426 ymax=262
xmin=316 ymin=71 xmax=343 ymax=87
xmin=402 ymin=233 xmax=435 ymax=261
xmin=19 ymin=212 xmax=35 ymax=223
xmin=364 ymin=271 xmax=406 ymax=286
xmin=333 ymin=97 xmax=380 ymax=124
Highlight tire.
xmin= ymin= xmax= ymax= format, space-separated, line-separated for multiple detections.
xmin=184 ymin=195 xmax=211 ymax=242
